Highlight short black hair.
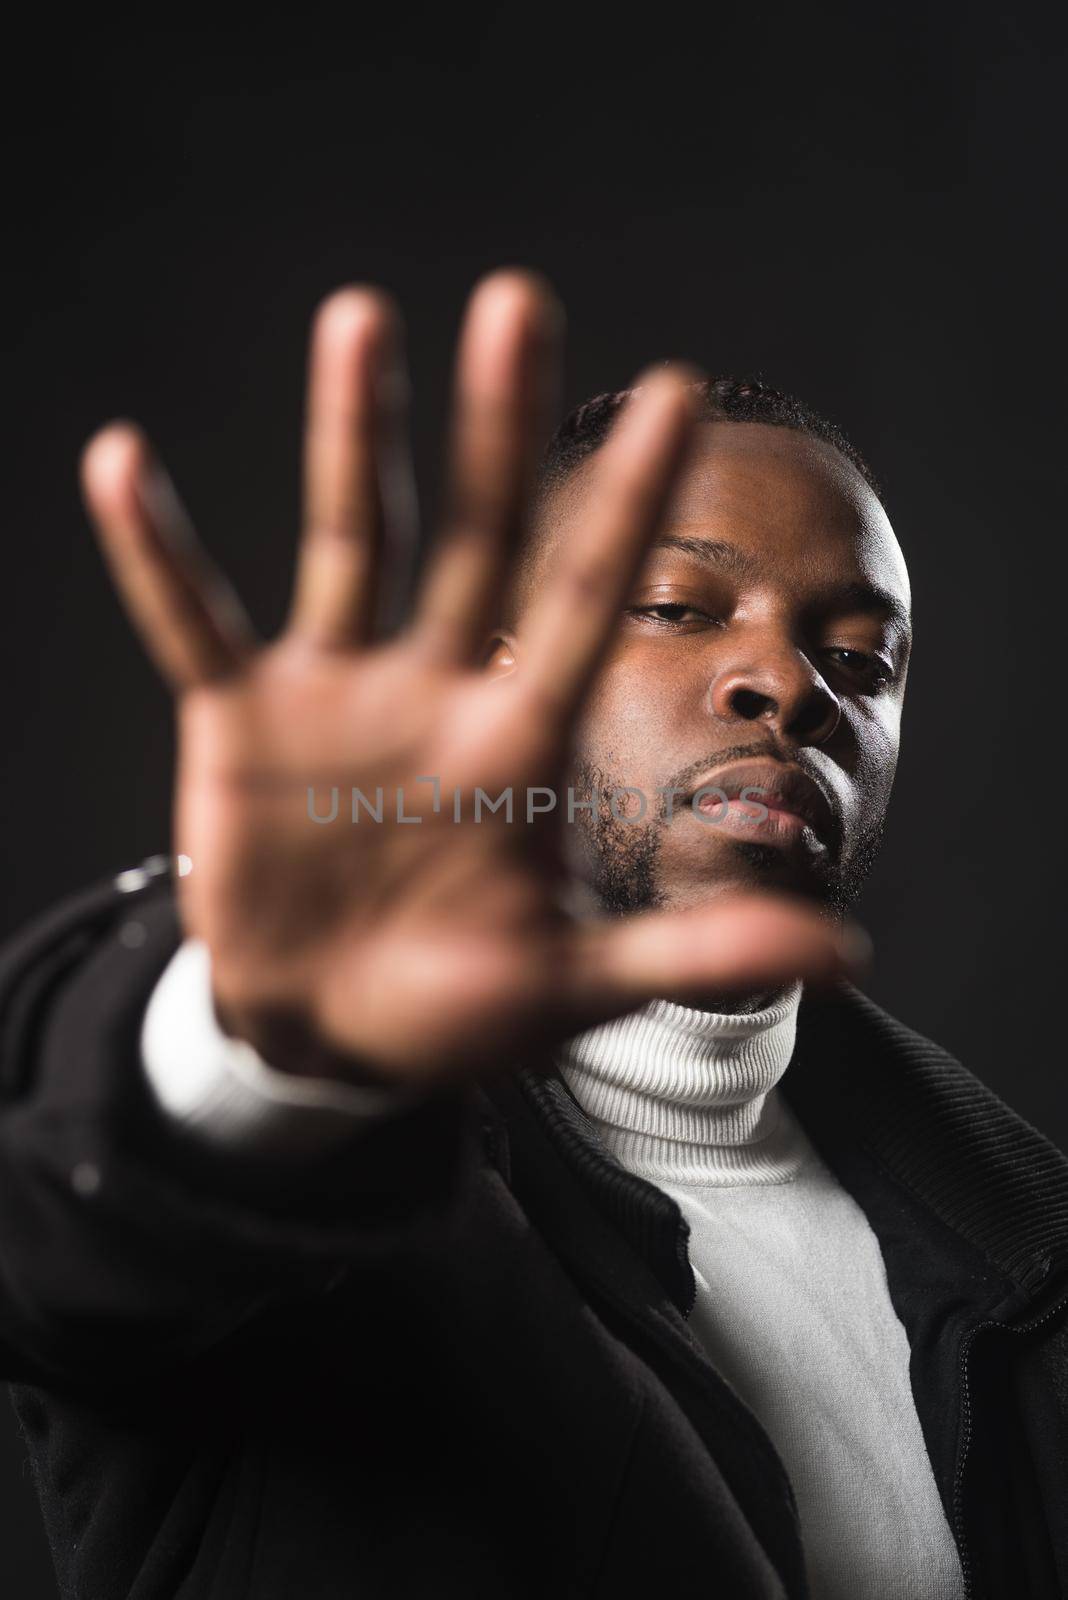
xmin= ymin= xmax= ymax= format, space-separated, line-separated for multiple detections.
xmin=536 ymin=373 xmax=883 ymax=507
xmin=502 ymin=374 xmax=884 ymax=627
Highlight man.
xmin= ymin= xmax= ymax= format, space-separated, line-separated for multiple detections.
xmin=1 ymin=270 xmax=1065 ymax=1599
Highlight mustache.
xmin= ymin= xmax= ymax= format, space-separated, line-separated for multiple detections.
xmin=660 ymin=741 xmax=844 ymax=843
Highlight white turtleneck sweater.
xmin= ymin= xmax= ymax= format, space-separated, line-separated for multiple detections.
xmin=557 ymin=987 xmax=966 ymax=1600
xmin=141 ymin=942 xmax=966 ymax=1600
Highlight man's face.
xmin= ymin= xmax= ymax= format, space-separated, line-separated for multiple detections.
xmin=503 ymin=421 xmax=912 ymax=918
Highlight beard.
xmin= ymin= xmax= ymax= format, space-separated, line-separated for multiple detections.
xmin=568 ymin=757 xmax=669 ymax=916
xmin=569 ymin=755 xmax=886 ymax=921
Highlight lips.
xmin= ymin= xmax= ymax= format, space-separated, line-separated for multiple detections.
xmin=680 ymin=760 xmax=839 ymax=850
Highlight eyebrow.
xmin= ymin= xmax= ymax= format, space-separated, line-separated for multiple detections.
xmin=829 ymin=579 xmax=912 ymax=633
xmin=652 ymin=534 xmax=912 ymax=633
xmin=653 ymin=535 xmax=761 ymax=578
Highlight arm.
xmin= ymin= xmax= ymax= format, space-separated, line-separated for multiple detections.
xmin=0 ymin=864 xmax=474 ymax=1394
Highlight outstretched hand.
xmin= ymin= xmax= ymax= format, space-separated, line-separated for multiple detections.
xmin=79 ymin=271 xmax=864 ymax=1086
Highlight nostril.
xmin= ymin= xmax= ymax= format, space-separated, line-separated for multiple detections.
xmin=731 ymin=688 xmax=773 ymax=720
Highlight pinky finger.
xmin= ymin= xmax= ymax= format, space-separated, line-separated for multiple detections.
xmin=80 ymin=424 xmax=256 ymax=690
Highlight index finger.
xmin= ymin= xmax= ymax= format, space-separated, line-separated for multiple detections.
xmin=516 ymin=366 xmax=702 ymax=723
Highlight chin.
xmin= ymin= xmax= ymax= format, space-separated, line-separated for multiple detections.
xmin=665 ymin=843 xmax=840 ymax=912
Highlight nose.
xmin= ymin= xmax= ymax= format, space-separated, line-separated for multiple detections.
xmin=708 ymin=639 xmax=841 ymax=746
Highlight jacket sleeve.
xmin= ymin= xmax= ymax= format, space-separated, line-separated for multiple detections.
xmin=0 ymin=859 xmax=480 ymax=1395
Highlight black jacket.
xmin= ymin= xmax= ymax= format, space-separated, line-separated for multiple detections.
xmin=1 ymin=864 xmax=1067 ymax=1600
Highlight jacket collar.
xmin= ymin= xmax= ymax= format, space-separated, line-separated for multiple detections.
xmin=785 ymin=981 xmax=1068 ymax=1303
xmin=494 ymin=981 xmax=1068 ymax=1321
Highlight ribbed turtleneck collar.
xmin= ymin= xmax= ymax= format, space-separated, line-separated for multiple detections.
xmin=557 ymin=982 xmax=809 ymax=1186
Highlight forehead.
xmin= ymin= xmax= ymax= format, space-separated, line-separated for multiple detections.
xmin=539 ymin=420 xmax=910 ymax=608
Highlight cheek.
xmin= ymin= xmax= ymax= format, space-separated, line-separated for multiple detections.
xmin=572 ymin=650 xmax=693 ymax=775
xmin=849 ymin=697 xmax=903 ymax=810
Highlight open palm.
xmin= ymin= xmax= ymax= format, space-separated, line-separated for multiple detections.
xmin=79 ymin=272 xmax=857 ymax=1086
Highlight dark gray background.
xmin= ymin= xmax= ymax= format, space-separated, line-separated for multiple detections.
xmin=3 ymin=6 xmax=1064 ymax=1591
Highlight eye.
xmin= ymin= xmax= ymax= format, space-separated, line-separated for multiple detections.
xmin=824 ymin=648 xmax=895 ymax=690
xmin=630 ymin=602 xmax=715 ymax=626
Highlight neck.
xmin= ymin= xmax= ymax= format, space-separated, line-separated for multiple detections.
xmin=671 ymin=983 xmax=791 ymax=1016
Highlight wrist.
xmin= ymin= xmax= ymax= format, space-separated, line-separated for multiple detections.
xmin=212 ymin=995 xmax=395 ymax=1090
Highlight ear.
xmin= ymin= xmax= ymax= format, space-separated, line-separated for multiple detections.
xmin=481 ymin=629 xmax=519 ymax=677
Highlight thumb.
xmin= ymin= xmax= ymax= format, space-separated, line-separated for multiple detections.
xmin=563 ymin=892 xmax=870 ymax=1023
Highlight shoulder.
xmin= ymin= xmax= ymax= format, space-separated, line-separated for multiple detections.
xmin=790 ymin=981 xmax=1068 ymax=1292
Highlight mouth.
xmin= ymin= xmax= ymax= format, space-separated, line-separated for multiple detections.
xmin=678 ymin=759 xmax=839 ymax=853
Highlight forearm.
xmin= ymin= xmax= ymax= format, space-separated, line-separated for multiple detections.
xmin=0 ymin=863 xmax=476 ymax=1393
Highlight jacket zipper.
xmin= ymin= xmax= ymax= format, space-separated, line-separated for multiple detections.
xmin=951 ymin=1288 xmax=1068 ymax=1599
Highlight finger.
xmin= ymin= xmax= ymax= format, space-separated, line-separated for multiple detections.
xmin=412 ymin=269 xmax=563 ymax=666
xmin=564 ymin=893 xmax=869 ymax=1022
xmin=80 ymin=424 xmax=255 ymax=690
xmin=518 ymin=366 xmax=701 ymax=722
xmin=288 ymin=287 xmax=417 ymax=650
